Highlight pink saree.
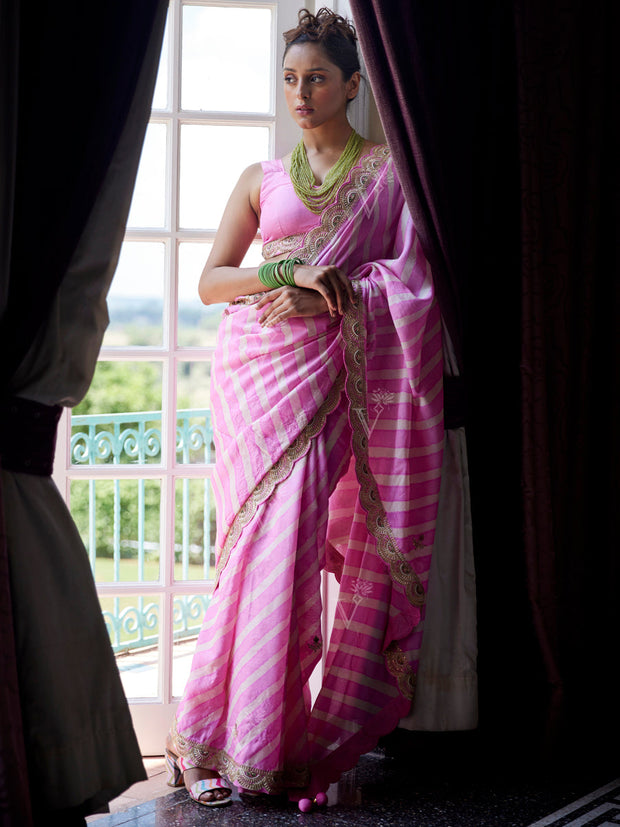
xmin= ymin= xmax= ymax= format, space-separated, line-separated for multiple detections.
xmin=172 ymin=146 xmax=444 ymax=797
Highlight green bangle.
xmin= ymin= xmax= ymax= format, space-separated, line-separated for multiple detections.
xmin=258 ymin=257 xmax=304 ymax=289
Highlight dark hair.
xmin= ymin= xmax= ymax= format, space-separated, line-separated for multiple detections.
xmin=283 ymin=7 xmax=360 ymax=81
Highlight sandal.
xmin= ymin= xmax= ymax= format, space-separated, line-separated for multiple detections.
xmin=165 ymin=748 xmax=233 ymax=807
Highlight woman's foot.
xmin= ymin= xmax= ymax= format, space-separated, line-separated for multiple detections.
xmin=182 ymin=764 xmax=231 ymax=805
xmin=165 ymin=736 xmax=232 ymax=806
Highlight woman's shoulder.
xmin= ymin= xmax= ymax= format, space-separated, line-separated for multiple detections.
xmin=362 ymin=141 xmax=390 ymax=159
xmin=363 ymin=140 xmax=388 ymax=152
xmin=233 ymin=162 xmax=265 ymax=217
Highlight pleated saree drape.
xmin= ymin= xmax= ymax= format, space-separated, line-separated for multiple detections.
xmin=173 ymin=148 xmax=446 ymax=797
xmin=0 ymin=3 xmax=167 ymax=823
xmin=350 ymin=0 xmax=486 ymax=735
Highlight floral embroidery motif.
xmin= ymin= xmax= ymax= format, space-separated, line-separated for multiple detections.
xmin=385 ymin=641 xmax=417 ymax=700
xmin=356 ymin=388 xmax=397 ymax=437
xmin=351 ymin=578 xmax=373 ymax=602
xmin=337 ymin=578 xmax=374 ymax=629
xmin=370 ymin=389 xmax=396 ymax=414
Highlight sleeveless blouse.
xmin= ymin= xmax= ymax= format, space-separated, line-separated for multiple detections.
xmin=259 ymin=158 xmax=320 ymax=247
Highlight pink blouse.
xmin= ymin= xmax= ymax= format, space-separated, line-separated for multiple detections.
xmin=259 ymin=159 xmax=320 ymax=246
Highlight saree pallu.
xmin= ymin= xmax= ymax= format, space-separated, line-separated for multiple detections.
xmin=173 ymin=146 xmax=444 ymax=797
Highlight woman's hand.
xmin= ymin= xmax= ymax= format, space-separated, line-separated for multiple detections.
xmin=292 ymin=263 xmax=354 ymax=317
xmin=255 ymin=286 xmax=330 ymax=327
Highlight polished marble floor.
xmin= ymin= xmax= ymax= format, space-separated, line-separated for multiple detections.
xmin=85 ymin=734 xmax=620 ymax=827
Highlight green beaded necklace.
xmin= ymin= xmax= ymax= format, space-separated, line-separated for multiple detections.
xmin=289 ymin=129 xmax=365 ymax=214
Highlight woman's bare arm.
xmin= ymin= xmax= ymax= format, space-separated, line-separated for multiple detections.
xmin=198 ymin=163 xmax=265 ymax=305
xmin=199 ymin=162 xmax=354 ymax=314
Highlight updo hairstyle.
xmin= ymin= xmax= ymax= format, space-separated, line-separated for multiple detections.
xmin=283 ymin=7 xmax=360 ymax=81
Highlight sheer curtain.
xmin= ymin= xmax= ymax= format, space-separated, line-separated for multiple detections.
xmin=0 ymin=2 xmax=167 ymax=823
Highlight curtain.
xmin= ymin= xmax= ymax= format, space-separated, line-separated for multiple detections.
xmin=351 ymin=0 xmax=620 ymax=769
xmin=349 ymin=0 xmax=512 ymax=737
xmin=349 ymin=0 xmax=528 ymax=758
xmin=516 ymin=0 xmax=620 ymax=764
xmin=0 ymin=2 xmax=168 ymax=824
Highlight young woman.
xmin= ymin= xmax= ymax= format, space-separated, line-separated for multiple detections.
xmin=166 ymin=8 xmax=445 ymax=807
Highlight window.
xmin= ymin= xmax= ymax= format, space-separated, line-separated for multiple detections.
xmin=53 ymin=0 xmax=301 ymax=753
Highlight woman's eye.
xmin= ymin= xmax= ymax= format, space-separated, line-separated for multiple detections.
xmin=284 ymin=75 xmax=295 ymax=84
xmin=311 ymin=75 xmax=324 ymax=83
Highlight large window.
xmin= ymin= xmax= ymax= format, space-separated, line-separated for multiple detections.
xmin=53 ymin=0 xmax=300 ymax=753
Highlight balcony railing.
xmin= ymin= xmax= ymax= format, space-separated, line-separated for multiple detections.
xmin=70 ymin=409 xmax=215 ymax=653
xmin=71 ymin=408 xmax=213 ymax=466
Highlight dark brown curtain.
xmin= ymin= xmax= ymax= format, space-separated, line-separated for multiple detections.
xmin=351 ymin=0 xmax=620 ymax=771
xmin=516 ymin=0 xmax=620 ymax=764
xmin=0 ymin=2 xmax=167 ymax=823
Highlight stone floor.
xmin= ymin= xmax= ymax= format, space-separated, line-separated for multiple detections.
xmin=85 ymin=734 xmax=620 ymax=827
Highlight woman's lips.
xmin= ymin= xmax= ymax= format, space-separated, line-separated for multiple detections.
xmin=296 ymin=106 xmax=314 ymax=114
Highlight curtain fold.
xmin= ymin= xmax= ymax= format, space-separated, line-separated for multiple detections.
xmin=0 ymin=3 xmax=165 ymax=383
xmin=516 ymin=0 xmax=620 ymax=762
xmin=349 ymin=2 xmax=482 ymax=376
xmin=348 ymin=0 xmax=528 ymax=759
xmin=352 ymin=0 xmax=620 ymax=769
xmin=348 ymin=0 xmax=509 ymax=738
xmin=0 ymin=2 xmax=168 ymax=822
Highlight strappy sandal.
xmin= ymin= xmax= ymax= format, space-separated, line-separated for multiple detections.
xmin=165 ymin=749 xmax=232 ymax=807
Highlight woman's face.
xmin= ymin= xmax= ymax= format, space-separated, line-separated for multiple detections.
xmin=283 ymin=42 xmax=359 ymax=131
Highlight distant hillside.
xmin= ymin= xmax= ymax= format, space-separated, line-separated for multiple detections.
xmin=105 ymin=297 xmax=226 ymax=347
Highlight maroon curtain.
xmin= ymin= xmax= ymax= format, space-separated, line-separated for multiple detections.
xmin=0 ymin=2 xmax=167 ymax=823
xmin=351 ymin=0 xmax=620 ymax=770
xmin=350 ymin=0 xmax=532 ymax=760
xmin=516 ymin=0 xmax=620 ymax=764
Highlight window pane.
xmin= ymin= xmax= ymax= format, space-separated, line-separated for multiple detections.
xmin=177 ymin=360 xmax=213 ymax=451
xmin=174 ymin=479 xmax=216 ymax=581
xmin=177 ymin=241 xmax=262 ymax=346
xmin=127 ymin=122 xmax=167 ymax=228
xmin=181 ymin=6 xmax=272 ymax=113
xmin=152 ymin=16 xmax=170 ymax=110
xmin=179 ymin=124 xmax=269 ymax=229
xmin=103 ymin=594 xmax=160 ymax=698
xmin=178 ymin=242 xmax=221 ymax=347
xmin=173 ymin=593 xmax=211 ymax=697
xmin=105 ymin=241 xmax=165 ymax=347
xmin=71 ymin=361 xmax=163 ymax=465
xmin=71 ymin=478 xmax=162 ymax=583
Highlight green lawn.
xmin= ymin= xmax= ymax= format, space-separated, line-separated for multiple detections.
xmin=92 ymin=557 xmax=213 ymax=651
xmin=92 ymin=556 xmax=212 ymax=584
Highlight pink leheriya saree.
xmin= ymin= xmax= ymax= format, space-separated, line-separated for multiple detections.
xmin=172 ymin=145 xmax=444 ymax=798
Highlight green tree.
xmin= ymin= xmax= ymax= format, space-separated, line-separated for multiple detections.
xmin=71 ymin=361 xmax=213 ymax=566
xmin=73 ymin=361 xmax=164 ymax=416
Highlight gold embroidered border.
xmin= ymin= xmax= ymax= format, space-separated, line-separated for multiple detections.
xmin=341 ymin=286 xmax=426 ymax=608
xmin=215 ymin=370 xmax=346 ymax=581
xmin=295 ymin=144 xmax=391 ymax=264
xmin=262 ymin=232 xmax=306 ymax=260
xmin=261 ymin=145 xmax=391 ymax=263
xmin=385 ymin=641 xmax=417 ymax=701
xmin=172 ymin=721 xmax=309 ymax=793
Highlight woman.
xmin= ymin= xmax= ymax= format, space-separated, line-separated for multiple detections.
xmin=166 ymin=8 xmax=445 ymax=807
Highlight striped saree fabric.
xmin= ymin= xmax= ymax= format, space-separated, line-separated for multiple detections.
xmin=172 ymin=146 xmax=444 ymax=798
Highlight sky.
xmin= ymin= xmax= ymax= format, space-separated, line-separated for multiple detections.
xmin=112 ymin=5 xmax=272 ymax=304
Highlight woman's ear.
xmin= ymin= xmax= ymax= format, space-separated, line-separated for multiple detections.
xmin=347 ymin=70 xmax=361 ymax=101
